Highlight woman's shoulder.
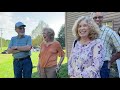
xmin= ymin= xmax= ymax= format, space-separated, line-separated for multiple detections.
xmin=94 ymin=39 xmax=104 ymax=46
xmin=95 ymin=39 xmax=102 ymax=43
xmin=91 ymin=39 xmax=103 ymax=46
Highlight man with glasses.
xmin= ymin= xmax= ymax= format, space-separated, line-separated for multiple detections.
xmin=7 ymin=22 xmax=33 ymax=78
xmin=90 ymin=12 xmax=120 ymax=78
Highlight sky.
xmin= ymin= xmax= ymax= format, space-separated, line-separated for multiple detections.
xmin=0 ymin=12 xmax=65 ymax=40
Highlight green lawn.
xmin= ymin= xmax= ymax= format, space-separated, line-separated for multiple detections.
xmin=0 ymin=47 xmax=7 ymax=53
xmin=0 ymin=48 xmax=68 ymax=78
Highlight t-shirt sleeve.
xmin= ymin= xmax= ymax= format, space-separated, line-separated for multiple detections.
xmin=57 ymin=42 xmax=65 ymax=57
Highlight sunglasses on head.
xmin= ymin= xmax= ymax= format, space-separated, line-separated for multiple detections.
xmin=93 ymin=16 xmax=103 ymax=19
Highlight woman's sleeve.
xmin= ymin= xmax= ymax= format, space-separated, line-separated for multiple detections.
xmin=80 ymin=41 xmax=104 ymax=78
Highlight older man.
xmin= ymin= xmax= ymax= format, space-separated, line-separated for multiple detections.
xmin=91 ymin=12 xmax=120 ymax=78
xmin=7 ymin=22 xmax=33 ymax=78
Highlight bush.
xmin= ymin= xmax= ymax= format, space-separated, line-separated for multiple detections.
xmin=57 ymin=63 xmax=68 ymax=78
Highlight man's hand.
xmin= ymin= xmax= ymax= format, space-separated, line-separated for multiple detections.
xmin=7 ymin=47 xmax=20 ymax=54
xmin=11 ymin=46 xmax=17 ymax=50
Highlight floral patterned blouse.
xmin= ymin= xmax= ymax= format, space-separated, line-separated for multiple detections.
xmin=68 ymin=39 xmax=104 ymax=78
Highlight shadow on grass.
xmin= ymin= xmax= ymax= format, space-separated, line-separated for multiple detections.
xmin=32 ymin=63 xmax=68 ymax=78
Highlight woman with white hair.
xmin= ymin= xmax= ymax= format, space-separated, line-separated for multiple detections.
xmin=68 ymin=16 xmax=105 ymax=78
xmin=38 ymin=27 xmax=65 ymax=78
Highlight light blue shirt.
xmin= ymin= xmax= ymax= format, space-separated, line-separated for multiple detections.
xmin=8 ymin=35 xmax=32 ymax=59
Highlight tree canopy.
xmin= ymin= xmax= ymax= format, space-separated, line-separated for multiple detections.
xmin=56 ymin=24 xmax=65 ymax=48
xmin=31 ymin=21 xmax=48 ymax=47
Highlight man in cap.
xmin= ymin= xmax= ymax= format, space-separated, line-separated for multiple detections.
xmin=7 ymin=22 xmax=33 ymax=78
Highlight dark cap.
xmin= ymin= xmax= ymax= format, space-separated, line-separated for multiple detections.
xmin=15 ymin=22 xmax=26 ymax=28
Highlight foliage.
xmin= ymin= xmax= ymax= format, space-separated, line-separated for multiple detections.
xmin=32 ymin=35 xmax=43 ymax=47
xmin=56 ymin=24 xmax=65 ymax=48
xmin=31 ymin=21 xmax=48 ymax=47
xmin=0 ymin=38 xmax=10 ymax=47
xmin=31 ymin=21 xmax=48 ymax=39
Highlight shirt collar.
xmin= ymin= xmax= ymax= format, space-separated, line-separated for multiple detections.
xmin=99 ymin=25 xmax=105 ymax=31
xmin=17 ymin=35 xmax=25 ymax=38
xmin=44 ymin=40 xmax=55 ymax=46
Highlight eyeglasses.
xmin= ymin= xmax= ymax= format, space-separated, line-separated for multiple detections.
xmin=93 ymin=16 xmax=103 ymax=19
xmin=19 ymin=27 xmax=25 ymax=30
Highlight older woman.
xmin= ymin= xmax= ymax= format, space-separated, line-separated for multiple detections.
xmin=38 ymin=27 xmax=65 ymax=78
xmin=68 ymin=16 xmax=105 ymax=78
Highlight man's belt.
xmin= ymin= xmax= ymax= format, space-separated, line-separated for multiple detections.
xmin=14 ymin=56 xmax=30 ymax=60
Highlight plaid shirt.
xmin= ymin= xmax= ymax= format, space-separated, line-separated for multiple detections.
xmin=99 ymin=25 xmax=120 ymax=61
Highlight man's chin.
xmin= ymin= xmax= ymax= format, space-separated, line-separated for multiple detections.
xmin=96 ymin=22 xmax=100 ymax=25
xmin=19 ymin=33 xmax=25 ymax=36
xmin=96 ymin=23 xmax=101 ymax=27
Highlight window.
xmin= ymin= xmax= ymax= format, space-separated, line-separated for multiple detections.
xmin=103 ymin=20 xmax=113 ymax=29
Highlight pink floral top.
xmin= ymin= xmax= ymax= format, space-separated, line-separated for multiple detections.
xmin=68 ymin=39 xmax=104 ymax=78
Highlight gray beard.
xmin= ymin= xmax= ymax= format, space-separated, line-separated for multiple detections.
xmin=19 ymin=33 xmax=25 ymax=36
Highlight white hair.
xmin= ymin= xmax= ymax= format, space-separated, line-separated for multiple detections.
xmin=43 ymin=27 xmax=55 ymax=41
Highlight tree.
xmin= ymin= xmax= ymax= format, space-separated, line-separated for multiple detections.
xmin=32 ymin=35 xmax=43 ymax=47
xmin=0 ymin=37 xmax=10 ymax=47
xmin=56 ymin=24 xmax=65 ymax=48
xmin=31 ymin=20 xmax=49 ymax=39
xmin=31 ymin=20 xmax=48 ymax=47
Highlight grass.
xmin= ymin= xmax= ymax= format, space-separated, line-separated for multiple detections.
xmin=0 ymin=47 xmax=68 ymax=78
xmin=0 ymin=47 xmax=7 ymax=53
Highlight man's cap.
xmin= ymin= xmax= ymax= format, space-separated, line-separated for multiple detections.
xmin=15 ymin=22 xmax=26 ymax=28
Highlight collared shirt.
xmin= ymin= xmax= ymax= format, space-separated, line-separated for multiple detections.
xmin=39 ymin=41 xmax=64 ymax=68
xmin=8 ymin=35 xmax=32 ymax=59
xmin=99 ymin=25 xmax=120 ymax=61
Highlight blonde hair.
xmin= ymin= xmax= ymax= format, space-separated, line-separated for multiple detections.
xmin=72 ymin=16 xmax=100 ymax=40
xmin=42 ymin=27 xmax=55 ymax=41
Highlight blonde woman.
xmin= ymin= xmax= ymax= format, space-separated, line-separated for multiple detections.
xmin=38 ymin=27 xmax=65 ymax=78
xmin=68 ymin=16 xmax=105 ymax=78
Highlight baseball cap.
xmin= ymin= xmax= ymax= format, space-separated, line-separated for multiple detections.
xmin=15 ymin=22 xmax=26 ymax=28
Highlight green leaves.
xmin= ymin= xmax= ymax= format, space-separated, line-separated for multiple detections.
xmin=56 ymin=24 xmax=65 ymax=48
